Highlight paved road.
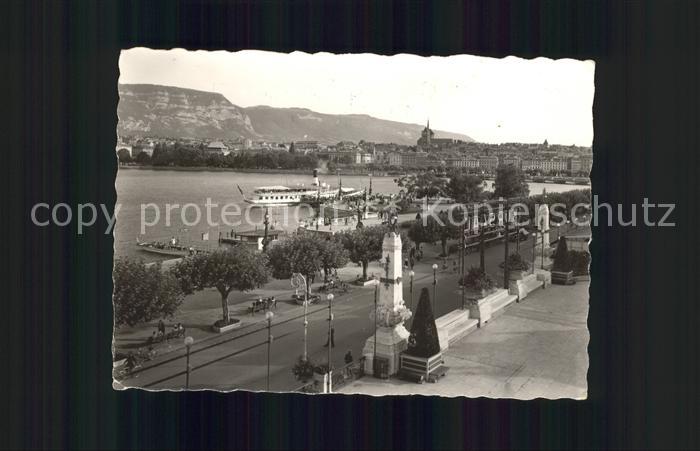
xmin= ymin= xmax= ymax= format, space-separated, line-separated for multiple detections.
xmin=118 ymin=223 xmax=585 ymax=391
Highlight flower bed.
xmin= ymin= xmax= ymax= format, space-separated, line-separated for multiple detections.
xmin=459 ymin=267 xmax=495 ymax=294
xmin=568 ymin=250 xmax=590 ymax=276
xmin=212 ymin=318 xmax=241 ymax=333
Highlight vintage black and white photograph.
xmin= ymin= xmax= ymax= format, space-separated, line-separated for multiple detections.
xmin=112 ymin=48 xmax=593 ymax=398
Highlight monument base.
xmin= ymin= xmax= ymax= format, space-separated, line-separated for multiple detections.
xmin=362 ymin=325 xmax=410 ymax=377
xmin=509 ymin=273 xmax=543 ymax=300
xmin=534 ymin=269 xmax=552 ymax=287
xmin=468 ymin=288 xmax=517 ymax=327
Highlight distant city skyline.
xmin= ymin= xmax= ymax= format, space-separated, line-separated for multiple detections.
xmin=119 ymin=48 xmax=594 ymax=146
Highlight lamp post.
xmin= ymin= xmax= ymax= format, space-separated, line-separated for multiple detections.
xmin=555 ymin=222 xmax=561 ymax=243
xmin=291 ymin=273 xmax=309 ymax=361
xmin=409 ymin=270 xmax=415 ymax=310
xmin=184 ymin=336 xmax=194 ymax=390
xmin=503 ymin=199 xmax=509 ymax=290
xmin=373 ymin=274 xmax=379 ymax=377
xmin=531 ymin=232 xmax=537 ymax=274
xmin=541 ymin=230 xmax=545 ymax=269
xmin=479 ymin=213 xmax=486 ymax=272
xmin=262 ymin=208 xmax=270 ymax=252
xmin=432 ymin=263 xmax=438 ymax=310
xmin=326 ymin=293 xmax=334 ymax=393
xmin=265 ymin=311 xmax=274 ymax=391
xmin=460 ymin=221 xmax=466 ymax=310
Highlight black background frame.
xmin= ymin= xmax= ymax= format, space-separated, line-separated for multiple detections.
xmin=3 ymin=0 xmax=699 ymax=449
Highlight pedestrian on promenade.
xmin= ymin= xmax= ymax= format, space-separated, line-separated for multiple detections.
xmin=344 ymin=350 xmax=353 ymax=364
xmin=157 ymin=319 xmax=165 ymax=338
xmin=324 ymin=328 xmax=335 ymax=348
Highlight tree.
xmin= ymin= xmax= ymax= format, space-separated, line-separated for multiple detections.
xmin=338 ymin=226 xmax=384 ymax=280
xmin=267 ymin=233 xmax=327 ymax=295
xmin=435 ymin=211 xmax=461 ymax=257
xmin=320 ymin=237 xmax=350 ymax=282
xmin=445 ymin=173 xmax=484 ymax=204
xmin=395 ymin=172 xmax=447 ymax=200
xmin=552 ymin=236 xmax=572 ymax=272
xmin=407 ymin=216 xmax=440 ymax=251
xmin=117 ymin=148 xmax=132 ymax=164
xmin=494 ymin=164 xmax=529 ymax=199
xmin=405 ymin=288 xmax=441 ymax=358
xmin=135 ymin=151 xmax=151 ymax=164
xmin=113 ymin=258 xmax=184 ymax=327
xmin=172 ymin=247 xmax=270 ymax=322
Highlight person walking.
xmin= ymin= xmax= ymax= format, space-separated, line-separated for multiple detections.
xmin=344 ymin=350 xmax=353 ymax=365
xmin=157 ymin=319 xmax=165 ymax=339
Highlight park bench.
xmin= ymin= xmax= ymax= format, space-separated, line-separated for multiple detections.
xmin=249 ymin=297 xmax=276 ymax=315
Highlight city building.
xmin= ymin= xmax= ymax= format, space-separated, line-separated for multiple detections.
xmin=205 ymin=141 xmax=229 ymax=155
xmin=355 ymin=152 xmax=374 ymax=164
xmin=387 ymin=152 xmax=402 ymax=166
xmin=294 ymin=140 xmax=319 ymax=152
xmin=401 ymin=151 xmax=430 ymax=167
xmin=501 ymin=156 xmax=521 ymax=168
xmin=477 ymin=155 xmax=500 ymax=172
xmin=417 ymin=120 xmax=464 ymax=151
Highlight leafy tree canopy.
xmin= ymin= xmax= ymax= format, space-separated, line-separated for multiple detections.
xmin=172 ymin=246 xmax=270 ymax=321
xmin=395 ymin=172 xmax=447 ymax=200
xmin=113 ymin=258 xmax=184 ymax=327
xmin=494 ymin=164 xmax=530 ymax=199
xmin=445 ymin=173 xmax=484 ymax=204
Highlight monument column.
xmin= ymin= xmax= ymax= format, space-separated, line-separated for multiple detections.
xmin=362 ymin=231 xmax=412 ymax=377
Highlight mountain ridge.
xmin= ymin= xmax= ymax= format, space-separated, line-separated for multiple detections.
xmin=117 ymin=83 xmax=473 ymax=145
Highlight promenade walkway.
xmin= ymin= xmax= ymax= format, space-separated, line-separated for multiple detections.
xmin=338 ymin=281 xmax=589 ymax=399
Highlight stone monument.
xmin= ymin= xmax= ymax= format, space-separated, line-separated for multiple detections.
xmin=535 ymin=188 xmax=553 ymax=281
xmin=362 ymin=230 xmax=412 ymax=377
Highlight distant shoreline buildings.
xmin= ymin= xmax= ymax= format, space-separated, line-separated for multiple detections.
xmin=117 ymin=120 xmax=592 ymax=176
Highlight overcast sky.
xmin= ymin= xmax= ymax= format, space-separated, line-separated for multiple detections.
xmin=120 ymin=48 xmax=594 ymax=146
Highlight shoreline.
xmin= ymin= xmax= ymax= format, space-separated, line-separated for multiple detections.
xmin=117 ymin=165 xmax=390 ymax=176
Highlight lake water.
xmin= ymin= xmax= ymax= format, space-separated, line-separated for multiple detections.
xmin=115 ymin=169 xmax=588 ymax=262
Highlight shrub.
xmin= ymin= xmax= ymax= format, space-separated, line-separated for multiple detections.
xmin=552 ymin=236 xmax=572 ymax=272
xmin=405 ymin=288 xmax=441 ymax=358
xmin=460 ymin=267 xmax=495 ymax=292
xmin=568 ymin=250 xmax=590 ymax=275
xmin=498 ymin=252 xmax=530 ymax=271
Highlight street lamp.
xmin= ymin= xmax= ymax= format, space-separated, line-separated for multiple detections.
xmin=184 ymin=336 xmax=194 ymax=390
xmin=531 ymin=232 xmax=537 ymax=274
xmin=409 ymin=270 xmax=415 ymax=310
xmin=432 ymin=263 xmax=438 ymax=311
xmin=265 ymin=311 xmax=274 ymax=391
xmin=263 ymin=208 xmax=270 ymax=252
xmin=291 ymin=273 xmax=309 ymax=361
xmin=326 ymin=293 xmax=334 ymax=393
xmin=373 ymin=274 xmax=379 ymax=377
xmin=541 ymin=229 xmax=546 ymax=269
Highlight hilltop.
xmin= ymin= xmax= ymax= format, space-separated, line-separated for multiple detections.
xmin=117 ymin=84 xmax=474 ymax=145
